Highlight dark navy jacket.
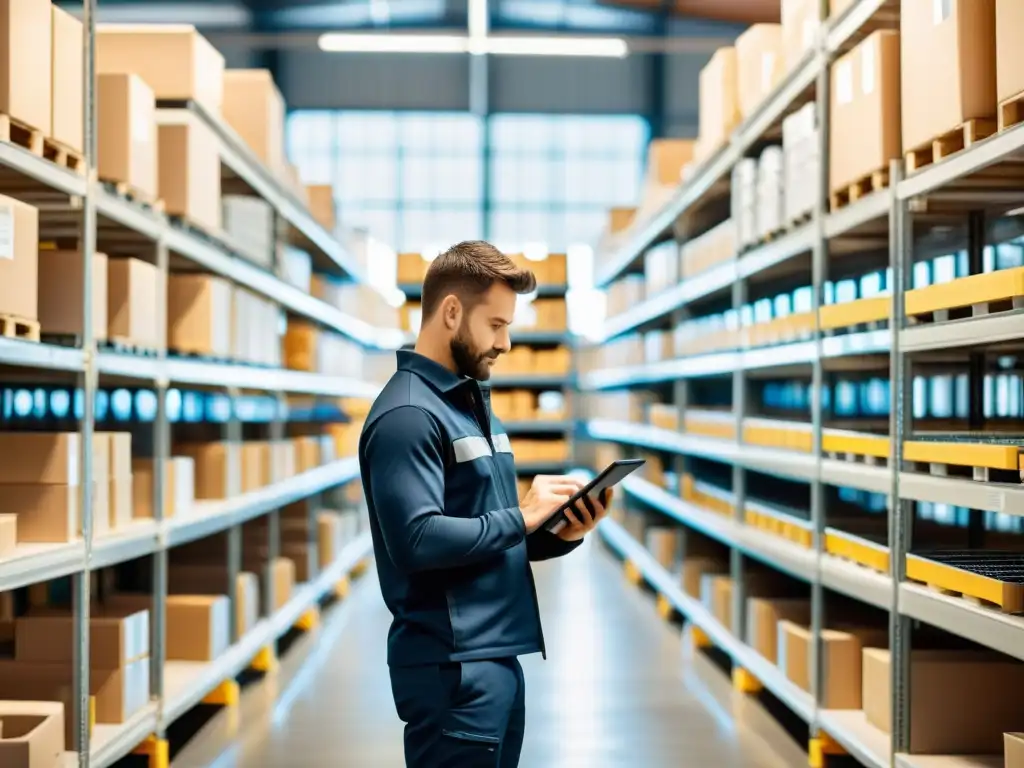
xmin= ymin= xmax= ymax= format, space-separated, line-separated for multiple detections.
xmin=359 ymin=350 xmax=580 ymax=667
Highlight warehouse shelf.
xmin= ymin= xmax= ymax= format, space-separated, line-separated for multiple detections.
xmin=600 ymin=223 xmax=816 ymax=342
xmin=0 ymin=337 xmax=84 ymax=372
xmin=824 ymin=0 xmax=900 ymax=55
xmin=819 ymin=710 xmax=892 ymax=768
xmin=598 ymin=517 xmax=816 ymax=722
xmin=894 ymin=755 xmax=1002 ymax=768
xmin=898 ymin=582 xmax=1024 ymax=665
xmin=157 ymin=104 xmax=365 ymax=282
xmin=0 ymin=136 xmax=87 ymax=198
xmin=897 ymin=122 xmax=1024 ymax=202
xmin=398 ymin=283 xmax=568 ymax=300
xmin=900 ymin=310 xmax=1024 ymax=353
xmin=820 ymin=555 xmax=892 ymax=610
xmin=489 ymin=374 xmax=571 ymax=389
xmin=68 ymin=532 xmax=373 ymax=768
xmin=824 ymin=189 xmax=892 ymax=240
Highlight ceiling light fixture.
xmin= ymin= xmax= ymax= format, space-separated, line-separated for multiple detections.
xmin=318 ymin=32 xmax=628 ymax=58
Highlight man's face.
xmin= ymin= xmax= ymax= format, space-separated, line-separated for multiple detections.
xmin=449 ymin=284 xmax=516 ymax=381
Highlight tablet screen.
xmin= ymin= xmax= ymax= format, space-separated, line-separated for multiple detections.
xmin=542 ymin=459 xmax=646 ymax=533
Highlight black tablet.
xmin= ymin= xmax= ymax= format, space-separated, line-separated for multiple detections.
xmin=541 ymin=459 xmax=646 ymax=534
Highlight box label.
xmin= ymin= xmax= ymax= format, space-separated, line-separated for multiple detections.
xmin=0 ymin=205 xmax=13 ymax=260
xmin=836 ymin=60 xmax=854 ymax=105
xmin=861 ymin=43 xmax=876 ymax=96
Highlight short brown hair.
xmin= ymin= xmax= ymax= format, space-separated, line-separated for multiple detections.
xmin=420 ymin=241 xmax=537 ymax=319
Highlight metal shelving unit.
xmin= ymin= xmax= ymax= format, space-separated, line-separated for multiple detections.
xmin=0 ymin=6 xmax=385 ymax=765
xmin=585 ymin=0 xmax=1024 ymax=764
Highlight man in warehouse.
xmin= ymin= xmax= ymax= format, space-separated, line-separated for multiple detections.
xmin=359 ymin=241 xmax=608 ymax=767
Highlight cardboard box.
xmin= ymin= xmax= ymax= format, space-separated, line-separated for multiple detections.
xmin=37 ymin=250 xmax=108 ymax=340
xmin=645 ymin=139 xmax=695 ymax=187
xmin=996 ymin=0 xmax=1024 ymax=104
xmin=222 ymin=69 xmax=284 ymax=173
xmin=699 ymin=48 xmax=741 ymax=155
xmin=107 ymin=593 xmax=229 ymax=662
xmin=174 ymin=442 xmax=229 ymax=499
xmin=102 ymin=433 xmax=132 ymax=480
xmin=397 ymin=252 xmax=428 ymax=285
xmin=0 ymin=513 xmax=15 ymax=557
xmin=15 ymin=611 xmax=148 ymax=667
xmin=167 ymin=274 xmax=232 ymax=357
xmin=96 ymin=24 xmax=224 ymax=116
xmin=2 ymin=482 xmax=109 ymax=542
xmin=109 ymin=476 xmax=133 ymax=530
xmin=700 ymin=574 xmax=733 ymax=630
xmin=96 ymin=73 xmax=157 ymax=200
xmin=830 ymin=30 xmax=902 ymax=192
xmin=900 ymin=0 xmax=997 ymax=152
xmin=50 ymin=5 xmax=83 ymax=153
xmin=830 ymin=0 xmax=855 ymax=15
xmin=779 ymin=622 xmax=886 ymax=708
xmin=0 ymin=0 xmax=51 ymax=133
xmin=0 ymin=196 xmax=39 ymax=322
xmin=0 ymin=433 xmax=87 ymax=485
xmin=131 ymin=456 xmax=195 ymax=519
xmin=306 ymin=185 xmax=336 ymax=232
xmin=242 ymin=442 xmax=269 ymax=492
xmin=108 ymin=257 xmax=160 ymax=349
xmin=645 ymin=527 xmax=679 ymax=570
xmin=745 ymin=597 xmax=811 ymax=663
xmin=864 ymin=648 xmax=1024 ymax=754
xmin=318 ymin=512 xmax=343 ymax=567
xmin=782 ymin=0 xmax=819 ymax=73
xmin=293 ymin=437 xmax=320 ymax=473
xmin=157 ymin=112 xmax=222 ymax=234
xmin=271 ymin=557 xmax=295 ymax=612
xmin=736 ymin=25 xmax=784 ymax=119
xmin=1006 ymin=733 xmax=1024 ymax=768
xmin=166 ymin=567 xmax=260 ymax=636
xmin=0 ymin=701 xmax=64 ymax=768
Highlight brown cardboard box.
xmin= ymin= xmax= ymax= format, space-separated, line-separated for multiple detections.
xmin=97 ymin=24 xmax=224 ymax=116
xmin=545 ymin=254 xmax=567 ymax=286
xmin=0 ymin=432 xmax=110 ymax=485
xmin=996 ymin=0 xmax=1024 ymax=104
xmin=864 ymin=648 xmax=1024 ymax=754
xmin=173 ymin=443 xmax=228 ymax=499
xmin=307 ymin=185 xmax=336 ymax=232
xmin=782 ymin=0 xmax=819 ymax=73
xmin=700 ymin=574 xmax=733 ymax=629
xmin=645 ymin=139 xmax=695 ymax=187
xmin=0 ymin=514 xmax=15 ymax=557
xmin=736 ymin=24 xmax=784 ymax=119
xmin=242 ymin=442 xmax=269 ymax=492
xmin=222 ymin=69 xmax=284 ymax=173
xmin=699 ymin=48 xmax=741 ymax=154
xmin=167 ymin=274 xmax=232 ymax=357
xmin=37 ymin=250 xmax=108 ymax=339
xmin=1006 ymin=733 xmax=1024 ymax=768
xmin=108 ymin=257 xmax=160 ymax=349
xmin=157 ymin=112 xmax=222 ymax=233
xmin=0 ymin=701 xmax=64 ymax=768
xmin=318 ymin=512 xmax=343 ymax=567
xmin=745 ymin=597 xmax=811 ymax=663
xmin=0 ymin=196 xmax=39 ymax=322
xmin=266 ymin=440 xmax=296 ymax=483
xmin=900 ymin=0 xmax=997 ymax=153
xmin=779 ymin=622 xmax=886 ymax=708
xmin=131 ymin=457 xmax=195 ymax=519
xmin=645 ymin=527 xmax=679 ymax=570
xmin=271 ymin=557 xmax=296 ymax=612
xmin=397 ymin=252 xmax=428 ymax=285
xmin=103 ymin=433 xmax=132 ymax=481
xmin=0 ymin=0 xmax=51 ymax=133
xmin=15 ymin=610 xmax=148 ymax=667
xmin=166 ymin=567 xmax=260 ymax=636
xmin=829 ymin=0 xmax=855 ymax=15
xmin=830 ymin=30 xmax=901 ymax=192
xmin=97 ymin=73 xmax=157 ymax=200
xmin=608 ymin=207 xmax=637 ymax=235
xmin=1 ymin=482 xmax=109 ymax=543
xmin=50 ymin=5 xmax=82 ymax=153
xmin=293 ymin=436 xmax=320 ymax=473
xmin=109 ymin=477 xmax=132 ymax=530
xmin=107 ymin=593 xmax=229 ymax=662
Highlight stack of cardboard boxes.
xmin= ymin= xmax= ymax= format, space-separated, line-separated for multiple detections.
xmin=679 ymin=219 xmax=737 ymax=279
xmin=491 ymin=346 xmax=571 ymax=378
xmin=604 ymin=275 xmax=645 ymax=319
xmin=0 ymin=607 xmax=150 ymax=749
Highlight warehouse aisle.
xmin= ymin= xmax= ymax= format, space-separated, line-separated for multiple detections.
xmin=173 ymin=538 xmax=806 ymax=768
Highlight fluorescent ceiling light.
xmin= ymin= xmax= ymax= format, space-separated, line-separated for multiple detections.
xmin=318 ymin=32 xmax=628 ymax=58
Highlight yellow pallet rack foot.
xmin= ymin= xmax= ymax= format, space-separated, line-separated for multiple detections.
xmin=334 ymin=575 xmax=351 ymax=599
xmin=808 ymin=732 xmax=846 ymax=768
xmin=250 ymin=644 xmax=278 ymax=674
xmin=624 ymin=559 xmax=642 ymax=585
xmin=688 ymin=624 xmax=712 ymax=649
xmin=656 ymin=593 xmax=675 ymax=620
xmin=732 ymin=667 xmax=763 ymax=694
xmin=202 ymin=679 xmax=240 ymax=707
xmin=133 ymin=735 xmax=170 ymax=768
xmin=295 ymin=606 xmax=321 ymax=632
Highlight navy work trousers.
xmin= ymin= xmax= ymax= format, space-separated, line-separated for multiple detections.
xmin=389 ymin=657 xmax=526 ymax=768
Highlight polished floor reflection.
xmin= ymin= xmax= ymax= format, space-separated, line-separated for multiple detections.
xmin=172 ymin=538 xmax=807 ymax=767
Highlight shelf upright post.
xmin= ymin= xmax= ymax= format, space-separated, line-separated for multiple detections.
xmin=671 ymin=304 xmax=690 ymax=565
xmin=74 ymin=0 xmax=98 ymax=761
xmin=150 ymin=233 xmax=171 ymax=723
xmin=225 ymin=387 xmax=243 ymax=642
xmin=965 ymin=210 xmax=986 ymax=549
xmin=730 ymin=233 xmax=749 ymax=639
xmin=887 ymin=158 xmax=913 ymax=756
xmin=267 ymin=392 xmax=284 ymax=572
xmin=809 ymin=22 xmax=830 ymax=734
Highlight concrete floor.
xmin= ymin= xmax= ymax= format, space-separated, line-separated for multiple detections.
xmin=172 ymin=537 xmax=807 ymax=767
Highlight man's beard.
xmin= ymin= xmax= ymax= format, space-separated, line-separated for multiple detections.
xmin=450 ymin=325 xmax=498 ymax=381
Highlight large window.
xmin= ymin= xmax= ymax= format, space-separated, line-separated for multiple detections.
xmin=286 ymin=110 xmax=485 ymax=259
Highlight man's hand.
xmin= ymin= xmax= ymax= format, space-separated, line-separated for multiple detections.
xmin=554 ymin=488 xmax=612 ymax=542
xmin=520 ymin=475 xmax=584 ymax=533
